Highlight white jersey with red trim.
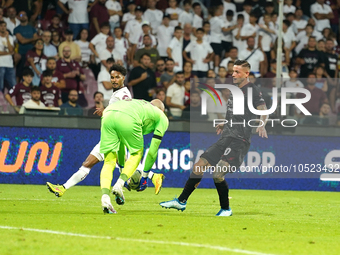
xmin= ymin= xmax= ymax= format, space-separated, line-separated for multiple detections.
xmin=108 ymin=86 xmax=132 ymax=105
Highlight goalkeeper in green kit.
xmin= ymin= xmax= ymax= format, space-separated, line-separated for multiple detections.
xmin=99 ymin=98 xmax=169 ymax=214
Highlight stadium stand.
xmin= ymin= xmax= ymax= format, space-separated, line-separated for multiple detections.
xmin=0 ymin=0 xmax=339 ymax=126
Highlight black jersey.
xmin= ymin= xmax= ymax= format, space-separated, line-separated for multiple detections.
xmin=222 ymin=82 xmax=266 ymax=143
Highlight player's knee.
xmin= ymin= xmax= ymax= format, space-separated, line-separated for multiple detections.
xmin=192 ymin=162 xmax=205 ymax=176
xmin=83 ymin=158 xmax=98 ymax=168
xmin=104 ymin=152 xmax=117 ymax=165
xmin=131 ymin=148 xmax=143 ymax=158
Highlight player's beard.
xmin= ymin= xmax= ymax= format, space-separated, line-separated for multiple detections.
xmin=233 ymin=77 xmax=245 ymax=86
xmin=112 ymin=83 xmax=123 ymax=92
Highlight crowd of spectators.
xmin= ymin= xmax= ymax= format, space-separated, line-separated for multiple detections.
xmin=0 ymin=0 xmax=340 ymax=126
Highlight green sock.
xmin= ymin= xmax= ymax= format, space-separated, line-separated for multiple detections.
xmin=119 ymin=173 xmax=129 ymax=182
xmin=101 ymin=188 xmax=110 ymax=195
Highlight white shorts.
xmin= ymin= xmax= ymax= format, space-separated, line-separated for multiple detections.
xmin=90 ymin=142 xmax=105 ymax=162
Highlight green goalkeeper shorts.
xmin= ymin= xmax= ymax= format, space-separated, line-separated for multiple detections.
xmin=100 ymin=111 xmax=143 ymax=155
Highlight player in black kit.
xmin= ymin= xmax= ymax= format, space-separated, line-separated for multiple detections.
xmin=160 ymin=60 xmax=269 ymax=216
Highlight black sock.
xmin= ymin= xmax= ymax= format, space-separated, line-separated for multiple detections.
xmin=178 ymin=173 xmax=202 ymax=203
xmin=214 ymin=180 xmax=229 ymax=210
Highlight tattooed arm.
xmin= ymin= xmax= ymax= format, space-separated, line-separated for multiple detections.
xmin=256 ymin=104 xmax=268 ymax=138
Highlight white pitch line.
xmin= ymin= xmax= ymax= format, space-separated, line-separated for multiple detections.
xmin=0 ymin=225 xmax=277 ymax=255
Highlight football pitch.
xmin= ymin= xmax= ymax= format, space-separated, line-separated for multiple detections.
xmin=0 ymin=184 xmax=339 ymax=255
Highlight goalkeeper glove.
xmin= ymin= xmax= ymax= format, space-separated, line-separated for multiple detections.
xmin=137 ymin=177 xmax=148 ymax=192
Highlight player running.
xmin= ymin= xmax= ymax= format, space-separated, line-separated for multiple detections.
xmin=100 ymin=99 xmax=169 ymax=214
xmin=46 ymin=64 xmax=164 ymax=197
xmin=160 ymin=60 xmax=269 ymax=216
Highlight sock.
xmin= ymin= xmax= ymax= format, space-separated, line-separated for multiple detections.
xmin=214 ymin=66 xmax=219 ymax=74
xmin=63 ymin=166 xmax=91 ymax=189
xmin=214 ymin=180 xmax=230 ymax=210
xmin=178 ymin=172 xmax=202 ymax=203
xmin=148 ymin=171 xmax=154 ymax=179
xmin=100 ymin=151 xmax=117 ymax=191
xmin=102 ymin=188 xmax=110 ymax=195
xmin=121 ymin=149 xmax=143 ymax=180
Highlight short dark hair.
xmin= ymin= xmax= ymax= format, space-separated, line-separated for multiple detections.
xmin=23 ymin=68 xmax=34 ymax=77
xmin=109 ymin=64 xmax=127 ymax=76
xmin=203 ymin=21 xmax=210 ymax=26
xmin=309 ymin=36 xmax=316 ymax=41
xmin=52 ymin=14 xmax=60 ymax=20
xmin=174 ymin=26 xmax=182 ymax=31
xmin=47 ymin=57 xmax=56 ymax=63
xmin=227 ymin=61 xmax=234 ymax=65
xmin=234 ymin=59 xmax=251 ymax=70
xmin=139 ymin=53 xmax=151 ymax=61
xmin=106 ymin=57 xmax=115 ymax=64
xmin=265 ymin=2 xmax=274 ymax=7
xmin=307 ymin=72 xmax=316 ymax=77
xmin=166 ymin=58 xmax=174 ymax=63
xmin=42 ymin=70 xmax=53 ymax=77
xmin=0 ymin=21 xmax=6 ymax=26
xmin=183 ymin=0 xmax=191 ymax=6
xmin=249 ymin=13 xmax=257 ymax=18
xmin=143 ymin=34 xmax=151 ymax=39
xmin=306 ymin=24 xmax=314 ymax=29
xmin=31 ymin=86 xmax=40 ymax=92
xmin=156 ymin=88 xmax=166 ymax=94
xmin=237 ymin=14 xmax=244 ymax=20
xmin=315 ymin=65 xmax=324 ymax=70
xmin=196 ymin=28 xmax=204 ymax=33
xmin=192 ymin=2 xmax=200 ymax=8
xmin=100 ymin=22 xmax=110 ymax=28
xmin=230 ymin=46 xmax=238 ymax=51
xmin=114 ymin=26 xmax=122 ymax=31
xmin=226 ymin=10 xmax=234 ymax=16
xmin=176 ymin=71 xmax=184 ymax=75
xmin=286 ymin=12 xmax=295 ymax=18
xmin=93 ymin=91 xmax=104 ymax=99
xmin=64 ymin=29 xmax=73 ymax=35
xmin=283 ymin=19 xmax=291 ymax=27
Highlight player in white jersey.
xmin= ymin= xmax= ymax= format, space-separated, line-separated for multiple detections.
xmin=47 ymin=64 xmax=164 ymax=197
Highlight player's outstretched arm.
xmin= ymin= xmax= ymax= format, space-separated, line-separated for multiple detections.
xmin=138 ymin=115 xmax=169 ymax=191
xmin=137 ymin=137 xmax=162 ymax=192
xmin=256 ymin=104 xmax=269 ymax=138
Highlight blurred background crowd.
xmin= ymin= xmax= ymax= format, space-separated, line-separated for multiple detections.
xmin=0 ymin=0 xmax=339 ymax=126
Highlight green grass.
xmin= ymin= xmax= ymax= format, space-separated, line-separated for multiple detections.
xmin=0 ymin=184 xmax=339 ymax=255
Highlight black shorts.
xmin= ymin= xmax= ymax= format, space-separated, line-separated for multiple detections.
xmin=221 ymin=41 xmax=232 ymax=53
xmin=200 ymin=136 xmax=250 ymax=169
xmin=211 ymin=43 xmax=223 ymax=56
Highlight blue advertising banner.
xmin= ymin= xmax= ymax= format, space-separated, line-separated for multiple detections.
xmin=0 ymin=127 xmax=339 ymax=191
